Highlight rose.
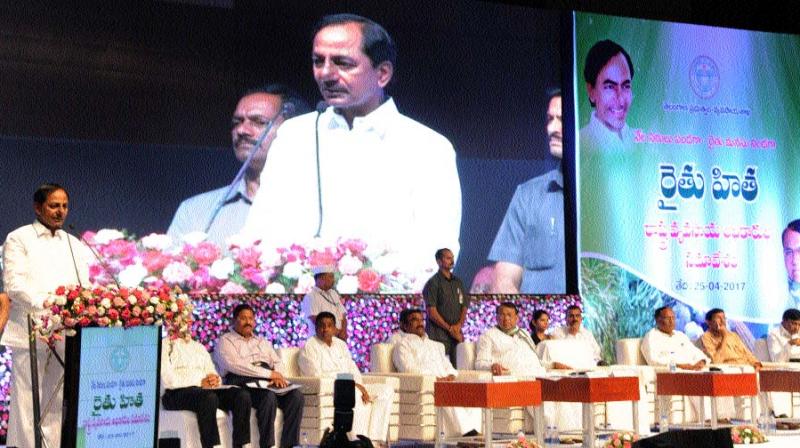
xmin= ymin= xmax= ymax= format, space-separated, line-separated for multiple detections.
xmin=357 ymin=269 xmax=382 ymax=293
xmin=339 ymin=238 xmax=367 ymax=255
xmin=142 ymin=250 xmax=173 ymax=273
xmin=190 ymin=242 xmax=222 ymax=266
xmin=234 ymin=246 xmax=261 ymax=269
xmin=242 ymin=267 xmax=267 ymax=289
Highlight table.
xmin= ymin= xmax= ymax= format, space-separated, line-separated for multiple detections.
xmin=540 ymin=375 xmax=640 ymax=448
xmin=759 ymin=369 xmax=800 ymax=393
xmin=656 ymin=372 xmax=758 ymax=429
xmin=434 ymin=380 xmax=543 ymax=447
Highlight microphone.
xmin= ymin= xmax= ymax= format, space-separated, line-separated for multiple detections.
xmin=64 ymin=224 xmax=84 ymax=289
xmin=68 ymin=224 xmax=122 ymax=290
xmin=314 ymin=101 xmax=327 ymax=237
xmin=204 ymin=100 xmax=296 ymax=234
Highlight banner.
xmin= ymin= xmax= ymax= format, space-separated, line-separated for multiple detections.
xmin=576 ymin=13 xmax=800 ymax=342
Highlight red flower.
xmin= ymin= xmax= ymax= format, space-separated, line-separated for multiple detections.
xmin=108 ymin=309 xmax=120 ymax=320
xmin=143 ymin=250 xmax=173 ymax=273
xmin=357 ymin=269 xmax=382 ymax=293
xmin=55 ymin=286 xmax=66 ymax=295
xmin=78 ymin=317 xmax=91 ymax=327
xmin=121 ymin=309 xmax=131 ymax=320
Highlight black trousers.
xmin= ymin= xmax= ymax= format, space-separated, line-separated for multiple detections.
xmin=225 ymin=373 xmax=305 ymax=448
xmin=162 ymin=386 xmax=252 ymax=448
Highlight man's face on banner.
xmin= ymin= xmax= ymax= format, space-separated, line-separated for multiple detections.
xmin=587 ymin=52 xmax=632 ymax=132
xmin=231 ymin=93 xmax=284 ymax=172
xmin=783 ymin=228 xmax=800 ymax=282
xmin=546 ymin=95 xmax=563 ymax=159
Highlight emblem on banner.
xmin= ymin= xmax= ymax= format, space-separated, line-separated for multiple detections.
xmin=110 ymin=346 xmax=132 ymax=372
xmin=689 ymin=55 xmax=720 ymax=99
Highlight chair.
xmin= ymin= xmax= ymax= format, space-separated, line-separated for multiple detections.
xmin=158 ymin=405 xmax=235 ymax=448
xmin=278 ymin=346 xmax=400 ymax=445
xmin=370 ymin=341 xmax=490 ymax=440
xmin=752 ymin=337 xmax=798 ymax=418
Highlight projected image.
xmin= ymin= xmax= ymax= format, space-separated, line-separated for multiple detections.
xmin=576 ymin=13 xmax=800 ymax=356
xmin=0 ymin=1 xmax=567 ymax=295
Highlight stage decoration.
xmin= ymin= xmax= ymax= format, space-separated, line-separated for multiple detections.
xmin=506 ymin=432 xmax=542 ymax=448
xmin=730 ymin=425 xmax=767 ymax=444
xmin=602 ymin=431 xmax=639 ymax=448
xmin=84 ymin=229 xmax=430 ymax=294
xmin=33 ymin=285 xmax=191 ymax=344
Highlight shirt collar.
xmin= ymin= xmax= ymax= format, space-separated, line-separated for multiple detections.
xmin=31 ymin=220 xmax=66 ymax=239
xmin=222 ymin=179 xmax=252 ymax=205
xmin=323 ymin=97 xmax=398 ymax=139
xmin=590 ymin=110 xmax=629 ymax=142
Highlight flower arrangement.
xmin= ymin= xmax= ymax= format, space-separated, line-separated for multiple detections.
xmin=731 ymin=425 xmax=767 ymax=444
xmin=83 ymin=229 xmax=429 ymax=294
xmin=34 ymin=284 xmax=192 ymax=343
xmin=602 ymin=431 xmax=639 ymax=448
xmin=506 ymin=432 xmax=542 ymax=448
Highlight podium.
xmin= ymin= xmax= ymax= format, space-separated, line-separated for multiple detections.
xmin=60 ymin=325 xmax=162 ymax=448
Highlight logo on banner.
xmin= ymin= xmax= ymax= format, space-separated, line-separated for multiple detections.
xmin=110 ymin=346 xmax=131 ymax=372
xmin=689 ymin=55 xmax=720 ymax=99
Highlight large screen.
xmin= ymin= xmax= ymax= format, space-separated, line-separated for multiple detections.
xmin=0 ymin=1 xmax=568 ymax=295
xmin=576 ymin=12 xmax=800 ymax=346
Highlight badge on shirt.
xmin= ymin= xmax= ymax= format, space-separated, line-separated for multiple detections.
xmin=457 ymin=288 xmax=464 ymax=305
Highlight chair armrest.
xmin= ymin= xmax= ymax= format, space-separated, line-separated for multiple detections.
xmin=285 ymin=376 xmax=335 ymax=395
xmin=456 ymin=370 xmax=492 ymax=382
xmin=366 ymin=372 xmax=436 ymax=391
xmin=364 ymin=374 xmax=400 ymax=391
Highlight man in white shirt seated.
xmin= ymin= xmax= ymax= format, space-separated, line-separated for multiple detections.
xmin=475 ymin=302 xmax=545 ymax=376
xmin=640 ymin=306 xmax=708 ymax=370
xmin=640 ymin=306 xmax=709 ymax=425
xmin=298 ymin=312 xmax=393 ymax=444
xmin=768 ymin=308 xmax=800 ymax=362
xmin=161 ymin=333 xmax=252 ymax=448
xmin=214 ymin=303 xmax=304 ymax=448
xmin=549 ymin=305 xmax=605 ymax=368
xmin=392 ymin=308 xmax=481 ymax=437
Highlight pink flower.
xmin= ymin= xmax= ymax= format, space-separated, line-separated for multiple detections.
xmin=142 ymin=250 xmax=172 ymax=273
xmin=242 ymin=267 xmax=267 ymax=288
xmin=162 ymin=261 xmax=193 ymax=284
xmin=308 ymin=248 xmax=337 ymax=268
xmin=235 ymin=246 xmax=262 ymax=269
xmin=339 ymin=238 xmax=367 ymax=255
xmin=108 ymin=309 xmax=120 ymax=321
xmin=188 ymin=266 xmax=213 ymax=290
xmin=219 ymin=281 xmax=248 ymax=295
xmin=357 ymin=269 xmax=382 ymax=292
xmin=190 ymin=242 xmax=221 ymax=266
xmin=104 ymin=239 xmax=138 ymax=264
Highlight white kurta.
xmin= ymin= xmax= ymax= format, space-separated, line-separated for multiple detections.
xmin=474 ymin=327 xmax=544 ymax=376
xmin=392 ymin=332 xmax=481 ymax=436
xmin=298 ymin=336 xmax=393 ymax=442
xmin=161 ymin=338 xmax=218 ymax=390
xmin=767 ymin=325 xmax=800 ymax=362
xmin=549 ymin=325 xmax=603 ymax=366
xmin=301 ymin=286 xmax=346 ymax=331
xmin=242 ymin=99 xmax=462 ymax=276
xmin=2 ymin=221 xmax=91 ymax=448
xmin=640 ymin=327 xmax=709 ymax=367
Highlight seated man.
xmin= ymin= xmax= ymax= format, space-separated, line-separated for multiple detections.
xmin=641 ymin=306 xmax=709 ymax=425
xmin=641 ymin=306 xmax=708 ymax=369
xmin=475 ymin=302 xmax=544 ymax=376
xmin=214 ymin=303 xmax=304 ymax=448
xmin=161 ymin=332 xmax=251 ymax=448
xmin=767 ymin=308 xmax=800 ymax=362
xmin=298 ymin=312 xmax=393 ymax=443
xmin=549 ymin=305 xmax=604 ymax=368
xmin=392 ymin=308 xmax=481 ymax=437
xmin=700 ymin=308 xmax=762 ymax=369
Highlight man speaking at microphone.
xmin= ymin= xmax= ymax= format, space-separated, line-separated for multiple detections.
xmin=167 ymin=84 xmax=309 ymax=248
xmin=243 ymin=14 xmax=462 ymax=278
xmin=2 ymin=183 xmax=91 ymax=448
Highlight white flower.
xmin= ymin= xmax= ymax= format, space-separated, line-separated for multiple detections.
xmin=209 ymin=257 xmax=235 ymax=280
xmin=306 ymin=236 xmax=336 ymax=252
xmin=170 ymin=303 xmax=179 ymax=312
xmin=141 ymin=233 xmax=173 ymax=250
xmin=282 ymin=261 xmax=305 ymax=280
xmin=181 ymin=231 xmax=208 ymax=246
xmin=97 ymin=306 xmax=106 ymax=316
xmin=150 ymin=296 xmax=160 ymax=304
xmin=265 ymin=282 xmax=286 ymax=294
xmin=94 ymin=229 xmax=126 ymax=245
xmin=55 ymin=295 xmax=68 ymax=306
xmin=296 ymin=273 xmax=315 ymax=292
xmin=128 ymin=295 xmax=137 ymax=305
xmin=162 ymin=262 xmax=193 ymax=284
xmin=100 ymin=298 xmax=112 ymax=309
xmin=337 ymin=253 xmax=362 ymax=275
xmin=258 ymin=246 xmax=283 ymax=268
xmin=118 ymin=264 xmax=148 ymax=288
xmin=225 ymin=233 xmax=258 ymax=250
xmin=50 ymin=314 xmax=62 ymax=325
xmin=336 ymin=275 xmax=358 ymax=294
xmin=371 ymin=254 xmax=403 ymax=276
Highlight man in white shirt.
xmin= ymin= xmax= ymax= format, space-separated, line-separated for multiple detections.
xmin=243 ymin=14 xmax=461 ymax=276
xmin=392 ymin=308 xmax=481 ymax=437
xmin=549 ymin=305 xmax=604 ymax=368
xmin=298 ymin=311 xmax=393 ymax=443
xmin=301 ymin=265 xmax=347 ymax=340
xmin=475 ymin=302 xmax=544 ymax=376
xmin=167 ymin=85 xmax=308 ymax=248
xmin=641 ymin=306 xmax=709 ymax=425
xmin=2 ymin=183 xmax=92 ymax=448
xmin=768 ymin=308 xmax=800 ymax=362
xmin=162 ymin=334 xmax=252 ymax=448
xmin=640 ymin=306 xmax=708 ymax=369
xmin=214 ymin=303 xmax=304 ymax=448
